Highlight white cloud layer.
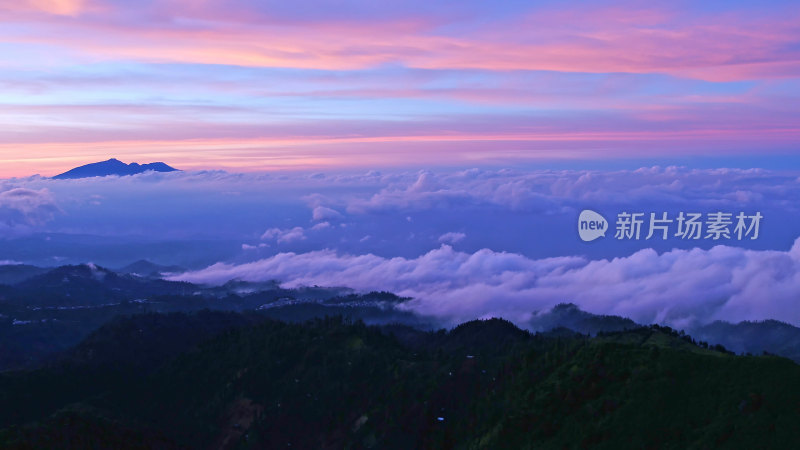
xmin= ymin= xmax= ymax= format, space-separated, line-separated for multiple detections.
xmin=261 ymin=226 xmax=306 ymax=243
xmin=0 ymin=187 xmax=59 ymax=231
xmin=311 ymin=206 xmax=343 ymax=221
xmin=171 ymin=237 xmax=800 ymax=328
xmin=438 ymin=232 xmax=466 ymax=244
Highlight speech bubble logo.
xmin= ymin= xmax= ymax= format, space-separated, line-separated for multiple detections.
xmin=578 ymin=210 xmax=608 ymax=242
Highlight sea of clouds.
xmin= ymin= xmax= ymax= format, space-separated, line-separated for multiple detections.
xmin=170 ymin=240 xmax=800 ymax=328
xmin=1 ymin=166 xmax=799 ymax=327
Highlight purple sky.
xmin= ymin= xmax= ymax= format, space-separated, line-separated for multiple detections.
xmin=1 ymin=0 xmax=800 ymax=176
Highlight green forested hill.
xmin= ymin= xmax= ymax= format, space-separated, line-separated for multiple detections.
xmin=1 ymin=314 xmax=799 ymax=449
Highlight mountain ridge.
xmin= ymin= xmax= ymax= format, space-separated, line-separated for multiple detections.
xmin=3 ymin=265 xmax=800 ymax=370
xmin=2 ymin=314 xmax=799 ymax=449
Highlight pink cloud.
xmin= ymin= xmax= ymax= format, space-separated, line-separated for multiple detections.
xmin=3 ymin=0 xmax=89 ymax=16
xmin=3 ymin=3 xmax=799 ymax=80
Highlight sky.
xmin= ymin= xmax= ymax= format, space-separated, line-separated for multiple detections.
xmin=1 ymin=1 xmax=800 ymax=329
xmin=1 ymin=0 xmax=800 ymax=176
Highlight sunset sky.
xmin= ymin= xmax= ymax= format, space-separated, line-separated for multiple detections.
xmin=1 ymin=1 xmax=800 ymax=328
xmin=2 ymin=0 xmax=800 ymax=177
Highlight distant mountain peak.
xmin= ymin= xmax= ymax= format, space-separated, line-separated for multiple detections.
xmin=53 ymin=158 xmax=179 ymax=179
